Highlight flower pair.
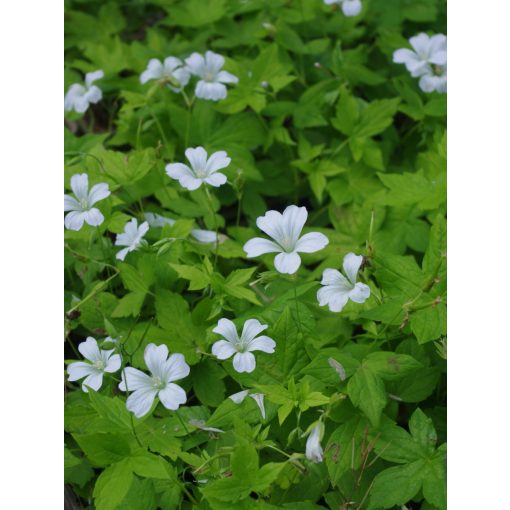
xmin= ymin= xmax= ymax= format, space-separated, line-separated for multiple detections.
xmin=393 ymin=33 xmax=447 ymax=93
xmin=140 ymin=51 xmax=238 ymax=101
xmin=67 ymin=338 xmax=190 ymax=418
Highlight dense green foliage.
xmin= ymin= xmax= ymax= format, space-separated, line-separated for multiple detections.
xmin=64 ymin=0 xmax=446 ymax=508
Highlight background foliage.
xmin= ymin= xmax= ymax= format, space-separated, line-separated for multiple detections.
xmin=64 ymin=0 xmax=446 ymax=508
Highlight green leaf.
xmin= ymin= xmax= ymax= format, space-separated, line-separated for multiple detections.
xmin=73 ymin=433 xmax=131 ymax=467
xmin=111 ymin=291 xmax=146 ymax=318
xmin=93 ymin=459 xmax=134 ymax=510
xmin=232 ymin=441 xmax=259 ymax=483
xmin=347 ymin=365 xmax=387 ymax=427
xmin=353 ymin=98 xmax=400 ymax=138
xmin=129 ymin=453 xmax=174 ymax=479
xmin=368 ymin=459 xmax=426 ymax=510
xmin=88 ymin=390 xmax=133 ymax=431
xmin=365 ymin=352 xmax=422 ymax=381
xmin=192 ymin=360 xmax=226 ymax=406
xmin=410 ymin=303 xmax=447 ymax=343
xmin=170 ymin=263 xmax=210 ymax=291
xmin=409 ymin=408 xmax=437 ymax=454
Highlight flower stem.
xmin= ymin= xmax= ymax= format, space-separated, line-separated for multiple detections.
xmin=293 ymin=277 xmax=303 ymax=335
xmin=204 ymin=187 xmax=220 ymax=272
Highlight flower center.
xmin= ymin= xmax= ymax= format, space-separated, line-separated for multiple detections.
xmin=93 ymin=360 xmax=106 ymax=370
xmin=204 ymin=72 xmax=215 ymax=82
xmin=194 ymin=167 xmax=208 ymax=179
xmin=279 ymin=237 xmax=294 ymax=252
xmin=79 ymin=198 xmax=89 ymax=209
xmin=151 ymin=375 xmax=166 ymax=390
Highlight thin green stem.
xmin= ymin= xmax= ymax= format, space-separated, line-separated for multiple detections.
xmin=204 ymin=187 xmax=220 ymax=271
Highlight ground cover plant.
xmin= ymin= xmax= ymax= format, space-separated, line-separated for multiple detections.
xmin=64 ymin=0 xmax=447 ymax=508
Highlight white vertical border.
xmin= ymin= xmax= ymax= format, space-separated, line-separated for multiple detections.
xmin=0 ymin=0 xmax=62 ymax=505
xmin=448 ymin=0 xmax=510 ymax=507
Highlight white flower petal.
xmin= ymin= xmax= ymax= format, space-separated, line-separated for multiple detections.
xmin=216 ymin=70 xmax=239 ymax=84
xmin=392 ymin=48 xmax=419 ymax=66
xmin=64 ymin=194 xmax=81 ymax=212
xmin=429 ymin=50 xmax=447 ymax=66
xmin=88 ymin=183 xmax=110 ymax=206
xmin=185 ymin=52 xmax=205 ymax=76
xmin=326 ymin=290 xmax=350 ymax=313
xmin=84 ymin=85 xmax=102 ymax=105
xmin=140 ymin=59 xmax=163 ymax=84
xmin=343 ymin=252 xmax=363 ymax=285
xmin=305 ymin=424 xmax=324 ymax=463
xmin=83 ymin=208 xmax=104 ymax=227
xmin=171 ymin=67 xmax=191 ymax=89
xmin=204 ymin=172 xmax=227 ymax=187
xmin=229 ymin=390 xmax=249 ymax=403
xmin=190 ymin=229 xmax=217 ymax=243
xmin=78 ymin=337 xmax=101 ymax=362
xmin=144 ymin=343 xmax=169 ymax=378
xmin=195 ymin=81 xmax=227 ymax=101
xmin=85 ymin=70 xmax=104 ymax=87
xmin=104 ymin=354 xmax=122 ymax=373
xmin=70 ymin=174 xmax=89 ymax=201
xmin=429 ymin=34 xmax=447 ymax=56
xmin=349 ymin=282 xmax=371 ymax=303
xmin=342 ymin=0 xmax=361 ymax=16
xmin=166 ymin=162 xmax=194 ymax=181
xmin=213 ymin=318 xmax=239 ymax=344
xmin=82 ymin=372 xmax=104 ymax=393
xmin=159 ymin=383 xmax=187 ymax=410
xmin=247 ymin=335 xmax=276 ymax=354
xmin=164 ymin=353 xmax=190 ymax=382
xmin=274 ymin=252 xmax=302 ymax=274
xmin=185 ymin=147 xmax=208 ymax=173
xmin=212 ymin=340 xmax=237 ymax=360
xmin=409 ymin=33 xmax=430 ymax=55
xmin=240 ymin=319 xmax=268 ymax=343
xmin=163 ymin=56 xmax=183 ymax=73
xmin=116 ymin=247 xmax=130 ymax=261
xmin=65 ymin=211 xmax=86 ymax=231
xmin=321 ymin=268 xmax=348 ymax=287
xmin=256 ymin=210 xmax=285 ymax=243
xmin=249 ymin=393 xmax=266 ymax=419
xmin=205 ymin=51 xmax=225 ymax=73
xmin=243 ymin=237 xmax=282 ymax=257
xmin=73 ymin=96 xmax=90 ymax=114
xmin=233 ymin=352 xmax=256 ymax=373
xmin=205 ymin=151 xmax=231 ymax=174
xmin=282 ymin=205 xmax=308 ymax=246
xmin=126 ymin=388 xmax=158 ymax=418
xmin=295 ymin=232 xmax=329 ymax=253
xmin=64 ymin=84 xmax=85 ymax=111
xmin=119 ymin=366 xmax=153 ymax=392
xmin=67 ymin=361 xmax=95 ymax=381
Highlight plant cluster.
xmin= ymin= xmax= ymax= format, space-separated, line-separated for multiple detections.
xmin=64 ymin=0 xmax=447 ymax=508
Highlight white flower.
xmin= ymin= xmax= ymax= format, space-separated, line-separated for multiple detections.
xmin=324 ymin=0 xmax=362 ymax=16
xmin=115 ymin=218 xmax=149 ymax=261
xmin=243 ymin=205 xmax=329 ymax=275
xmin=140 ymin=57 xmax=190 ymax=92
xmin=64 ymin=70 xmax=104 ymax=113
xmin=144 ymin=212 xmax=223 ymax=244
xmin=166 ymin=147 xmax=230 ymax=191
xmin=64 ymin=174 xmax=110 ymax=231
xmin=393 ymin=33 xmax=447 ymax=93
xmin=67 ymin=337 xmax=121 ymax=392
xmin=305 ymin=422 xmax=324 ymax=463
xmin=317 ymin=253 xmax=371 ymax=313
xmin=119 ymin=343 xmax=190 ymax=418
xmin=212 ymin=318 xmax=276 ymax=373
xmin=185 ymin=51 xmax=238 ymax=101
xmin=229 ymin=390 xmax=266 ymax=419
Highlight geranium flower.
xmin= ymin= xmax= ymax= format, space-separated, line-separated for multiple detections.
xmin=393 ymin=33 xmax=447 ymax=93
xmin=317 ymin=253 xmax=370 ymax=312
xmin=144 ymin=212 xmax=224 ymax=244
xmin=67 ymin=337 xmax=121 ymax=392
xmin=166 ymin=147 xmax=230 ymax=191
xmin=324 ymin=0 xmax=362 ymax=17
xmin=119 ymin=343 xmax=190 ymax=418
xmin=115 ymin=218 xmax=149 ymax=261
xmin=64 ymin=70 xmax=104 ymax=113
xmin=140 ymin=57 xmax=190 ymax=92
xmin=229 ymin=390 xmax=266 ymax=419
xmin=211 ymin=318 xmax=276 ymax=373
xmin=185 ymin=51 xmax=238 ymax=101
xmin=64 ymin=174 xmax=110 ymax=231
xmin=243 ymin=205 xmax=329 ymax=274
xmin=305 ymin=422 xmax=324 ymax=463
